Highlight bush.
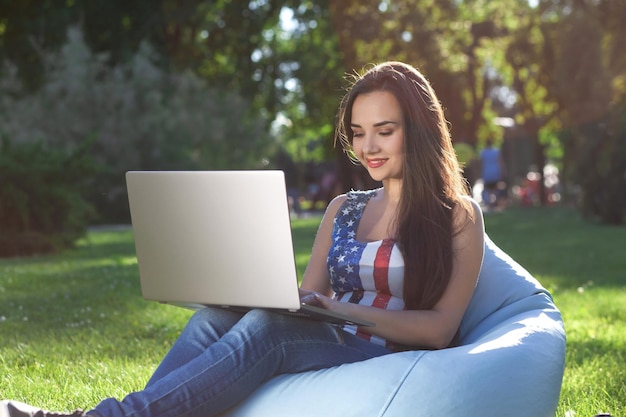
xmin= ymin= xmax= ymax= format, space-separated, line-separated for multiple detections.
xmin=0 ymin=26 xmax=272 ymax=224
xmin=0 ymin=136 xmax=97 ymax=257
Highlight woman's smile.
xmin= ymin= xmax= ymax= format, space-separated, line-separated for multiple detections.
xmin=366 ymin=158 xmax=388 ymax=169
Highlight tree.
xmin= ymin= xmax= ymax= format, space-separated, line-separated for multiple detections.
xmin=0 ymin=0 xmax=177 ymax=90
xmin=493 ymin=6 xmax=561 ymax=205
xmin=546 ymin=1 xmax=626 ymax=223
xmin=3 ymin=1 xmax=624 ymax=223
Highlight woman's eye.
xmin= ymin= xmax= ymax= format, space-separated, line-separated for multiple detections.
xmin=352 ymin=132 xmax=364 ymax=138
xmin=380 ymin=130 xmax=393 ymax=136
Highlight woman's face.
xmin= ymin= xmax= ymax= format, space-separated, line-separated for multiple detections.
xmin=350 ymin=90 xmax=404 ymax=183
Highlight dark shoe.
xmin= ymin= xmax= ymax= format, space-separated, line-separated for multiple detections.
xmin=0 ymin=400 xmax=86 ymax=417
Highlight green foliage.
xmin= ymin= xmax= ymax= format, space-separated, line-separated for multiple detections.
xmin=0 ymin=0 xmax=180 ymax=91
xmin=0 ymin=136 xmax=96 ymax=257
xmin=272 ymin=3 xmax=345 ymax=164
xmin=0 ymin=26 xmax=271 ymax=223
xmin=2 ymin=0 xmax=626 ymax=220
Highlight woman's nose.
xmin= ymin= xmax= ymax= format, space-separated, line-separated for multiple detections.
xmin=362 ymin=133 xmax=380 ymax=153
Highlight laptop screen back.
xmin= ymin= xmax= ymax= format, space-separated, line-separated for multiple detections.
xmin=126 ymin=170 xmax=301 ymax=310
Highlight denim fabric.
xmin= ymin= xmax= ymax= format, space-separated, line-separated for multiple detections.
xmin=89 ymin=308 xmax=391 ymax=417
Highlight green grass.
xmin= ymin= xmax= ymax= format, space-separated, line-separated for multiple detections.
xmin=0 ymin=207 xmax=624 ymax=416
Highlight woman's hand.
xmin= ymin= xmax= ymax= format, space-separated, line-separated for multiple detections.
xmin=298 ymin=288 xmax=335 ymax=309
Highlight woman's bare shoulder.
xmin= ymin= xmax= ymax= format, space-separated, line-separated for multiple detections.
xmin=454 ymin=195 xmax=484 ymax=231
xmin=323 ymin=193 xmax=349 ymax=218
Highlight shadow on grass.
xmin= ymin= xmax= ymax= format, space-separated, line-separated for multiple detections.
xmin=484 ymin=206 xmax=626 ymax=291
xmin=566 ymin=336 xmax=626 ymax=368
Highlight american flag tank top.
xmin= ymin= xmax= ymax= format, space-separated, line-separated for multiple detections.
xmin=327 ymin=189 xmax=406 ymax=349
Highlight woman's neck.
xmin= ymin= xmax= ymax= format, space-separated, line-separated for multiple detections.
xmin=380 ymin=179 xmax=402 ymax=205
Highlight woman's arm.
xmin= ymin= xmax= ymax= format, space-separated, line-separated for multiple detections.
xmin=299 ymin=195 xmax=347 ymax=297
xmin=311 ymin=199 xmax=485 ymax=349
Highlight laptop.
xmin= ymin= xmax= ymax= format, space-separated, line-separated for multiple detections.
xmin=125 ymin=170 xmax=373 ymax=327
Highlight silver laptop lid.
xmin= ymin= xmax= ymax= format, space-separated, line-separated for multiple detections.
xmin=126 ymin=170 xmax=301 ymax=310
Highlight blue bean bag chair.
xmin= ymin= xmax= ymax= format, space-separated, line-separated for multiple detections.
xmin=220 ymin=235 xmax=566 ymax=417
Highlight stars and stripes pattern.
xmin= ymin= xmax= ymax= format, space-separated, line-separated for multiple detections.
xmin=327 ymin=190 xmax=405 ymax=348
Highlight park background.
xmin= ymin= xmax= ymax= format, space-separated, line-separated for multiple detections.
xmin=0 ymin=1 xmax=624 ymax=416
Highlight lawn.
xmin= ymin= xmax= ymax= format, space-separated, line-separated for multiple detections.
xmin=0 ymin=206 xmax=624 ymax=416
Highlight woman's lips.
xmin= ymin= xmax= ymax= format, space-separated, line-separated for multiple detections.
xmin=366 ymin=158 xmax=387 ymax=168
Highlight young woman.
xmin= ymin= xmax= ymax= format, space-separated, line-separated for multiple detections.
xmin=1 ymin=61 xmax=484 ymax=417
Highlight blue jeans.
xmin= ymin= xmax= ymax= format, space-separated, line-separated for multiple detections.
xmin=88 ymin=308 xmax=392 ymax=417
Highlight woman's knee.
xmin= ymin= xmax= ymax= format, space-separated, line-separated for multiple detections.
xmin=241 ymin=309 xmax=330 ymax=340
xmin=189 ymin=307 xmax=212 ymax=322
xmin=184 ymin=307 xmax=242 ymax=338
xmin=242 ymin=309 xmax=280 ymax=326
xmin=239 ymin=309 xmax=299 ymax=335
xmin=187 ymin=307 xmax=219 ymax=328
xmin=192 ymin=307 xmax=242 ymax=322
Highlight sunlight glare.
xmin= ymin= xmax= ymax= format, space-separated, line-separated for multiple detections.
xmin=279 ymin=7 xmax=298 ymax=32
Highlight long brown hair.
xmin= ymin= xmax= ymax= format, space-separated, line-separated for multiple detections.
xmin=335 ymin=62 xmax=472 ymax=310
